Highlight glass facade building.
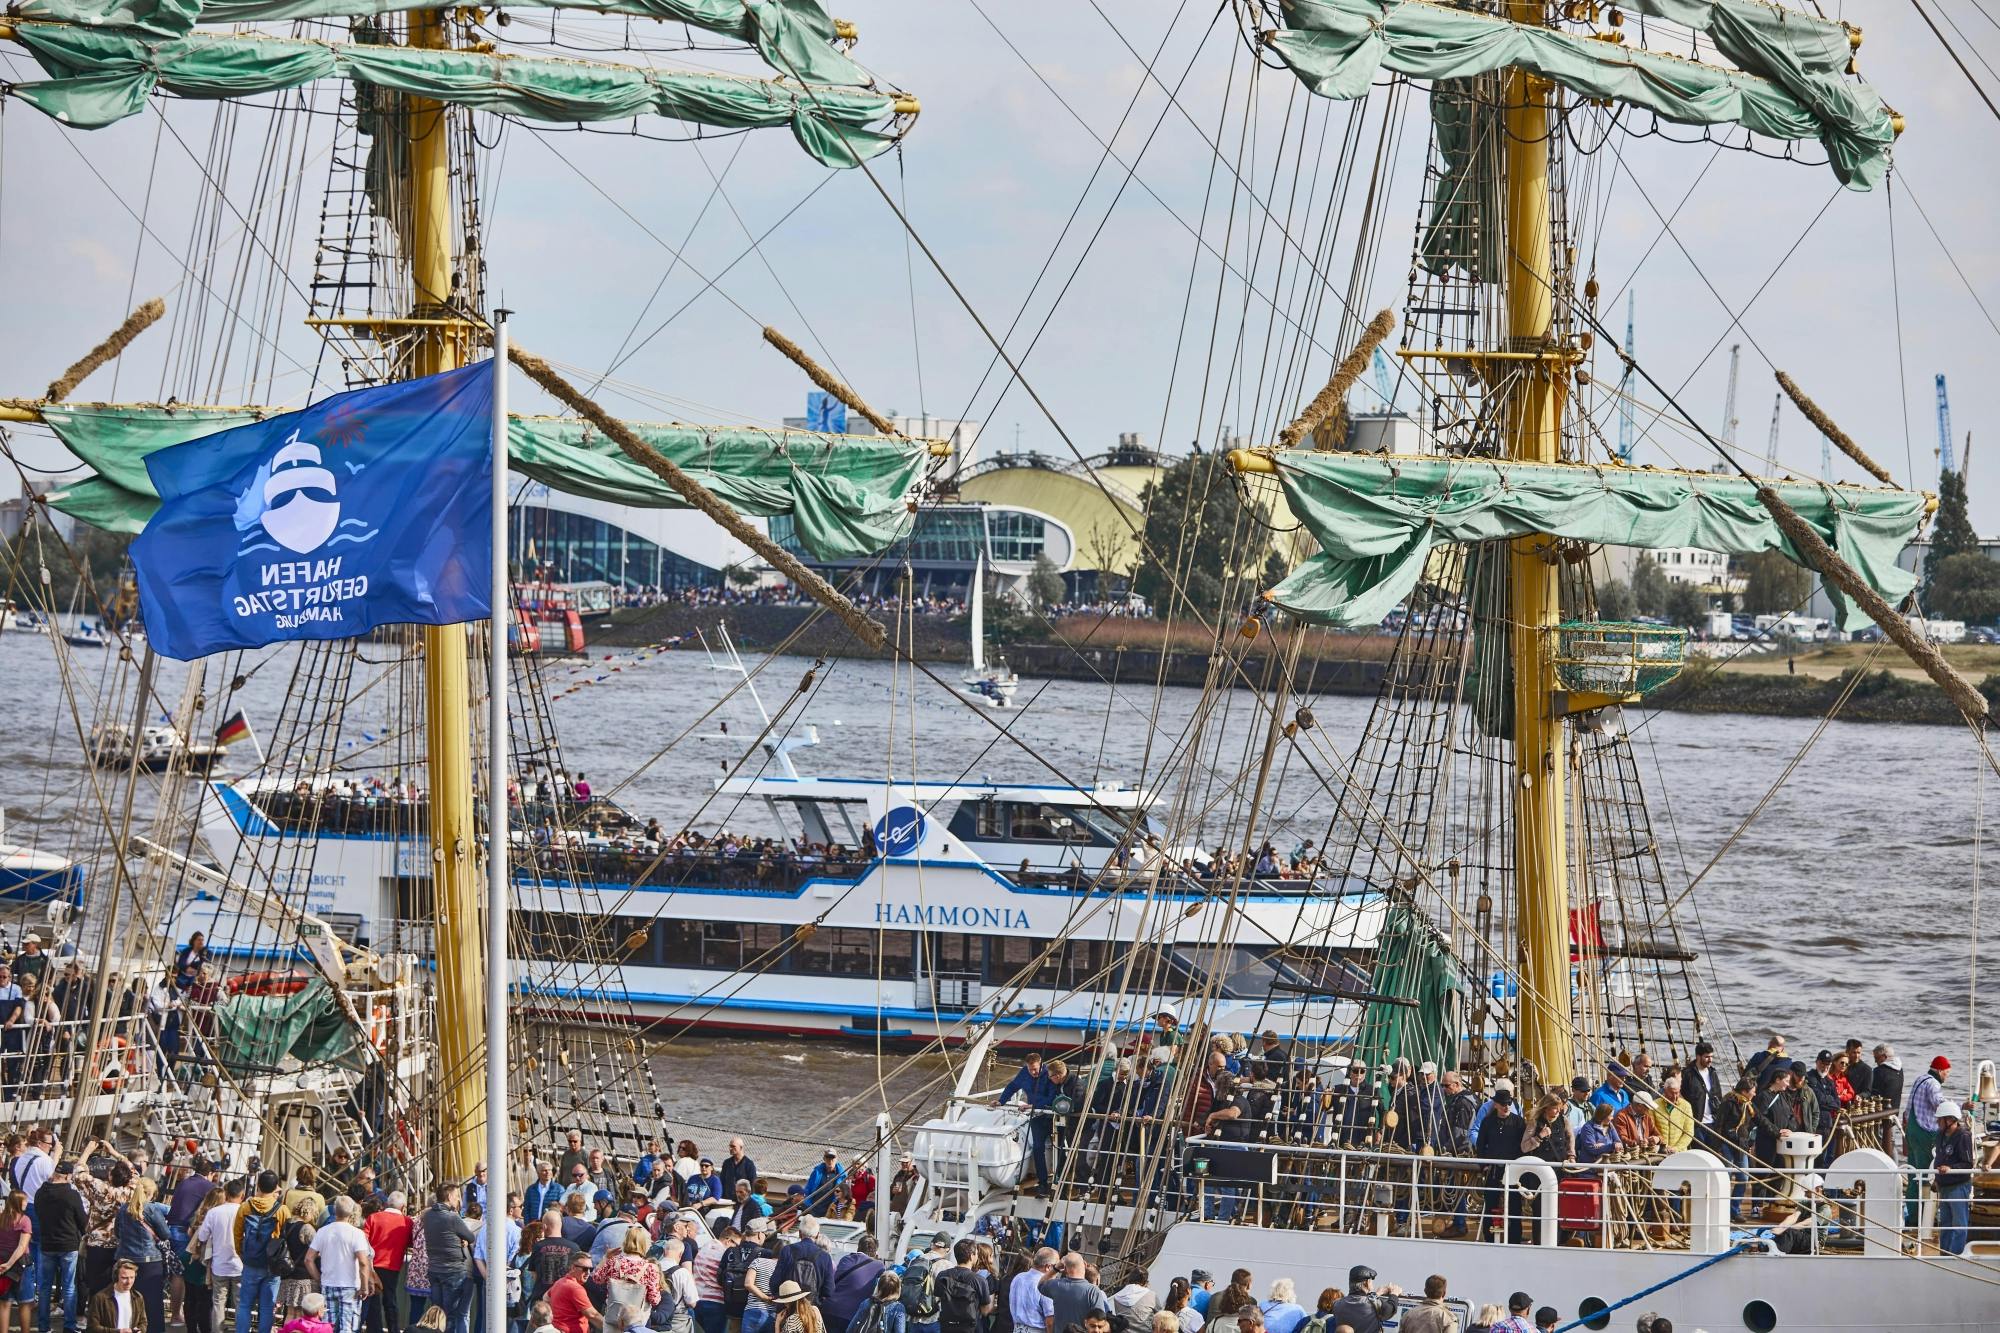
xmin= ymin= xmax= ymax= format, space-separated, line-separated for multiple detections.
xmin=770 ymin=502 xmax=1071 ymax=589
xmin=513 ymin=505 xmax=723 ymax=592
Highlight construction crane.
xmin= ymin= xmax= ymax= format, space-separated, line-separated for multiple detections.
xmin=1371 ymin=346 xmax=1395 ymax=412
xmin=1937 ymin=373 xmax=1956 ymax=475
xmin=1616 ymin=292 xmax=1637 ymax=461
xmin=1722 ymin=343 xmax=1742 ymax=454
xmin=1764 ymin=392 xmax=1782 ymax=476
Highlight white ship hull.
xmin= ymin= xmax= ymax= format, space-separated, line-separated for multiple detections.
xmin=1154 ymin=1220 xmax=1997 ymax=1333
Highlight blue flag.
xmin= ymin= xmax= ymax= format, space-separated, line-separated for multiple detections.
xmin=132 ymin=361 xmax=495 ymax=660
xmin=805 ymin=390 xmax=848 ymax=434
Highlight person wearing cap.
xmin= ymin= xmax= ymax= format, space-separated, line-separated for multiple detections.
xmin=1151 ymin=1007 xmax=1181 ymax=1050
xmin=886 ymin=1158 xmax=921 ymax=1226
xmin=1614 ymin=1091 xmax=1661 ymax=1151
xmin=1488 ymin=1292 xmax=1534 ymax=1333
xmin=1328 ymin=1060 xmax=1378 ymax=1149
xmin=1326 ymin=1267 xmax=1396 ymax=1333
xmin=1932 ymin=1099 xmax=1975 ymax=1255
xmin=1905 ymin=1055 xmax=1951 ymax=1187
xmin=1475 ymin=1088 xmax=1528 ymax=1241
xmin=802 ymin=1153 xmax=844 ymax=1220
xmin=11 ymin=932 xmax=49 ymax=989
xmin=37 ymin=1157 xmax=88 ymax=1333
xmin=1562 ymin=1077 xmax=1593 ymax=1135
xmin=1590 ymin=1064 xmax=1632 ymax=1117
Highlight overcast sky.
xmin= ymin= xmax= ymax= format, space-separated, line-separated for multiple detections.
xmin=3 ymin=3 xmax=1998 ymax=529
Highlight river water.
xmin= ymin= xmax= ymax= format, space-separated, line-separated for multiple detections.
xmin=1 ymin=627 xmax=1993 ymax=1171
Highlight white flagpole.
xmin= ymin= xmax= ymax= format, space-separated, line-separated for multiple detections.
xmin=484 ymin=311 xmax=512 ymax=1333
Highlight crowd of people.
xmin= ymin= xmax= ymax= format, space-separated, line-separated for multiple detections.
xmin=986 ymin=1021 xmax=1994 ymax=1256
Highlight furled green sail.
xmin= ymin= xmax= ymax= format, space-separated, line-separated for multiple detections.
xmin=1260 ymin=452 xmax=1925 ymax=631
xmin=1264 ymin=0 xmax=1894 ymax=189
xmin=19 ymin=0 xmax=871 ymax=87
xmin=1354 ymin=901 xmax=1462 ymax=1076
xmin=7 ymin=20 xmax=904 ymax=166
xmin=36 ymin=402 xmax=930 ymax=559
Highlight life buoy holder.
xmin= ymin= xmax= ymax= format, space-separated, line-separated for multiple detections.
xmin=225 ymin=970 xmax=309 ymax=997
xmin=368 ymin=1003 xmax=391 ymax=1052
xmin=94 ymin=1036 xmax=135 ymax=1092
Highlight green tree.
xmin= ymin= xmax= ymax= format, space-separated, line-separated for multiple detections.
xmin=1595 ymin=579 xmax=1637 ymax=622
xmin=1131 ymin=453 xmax=1273 ymax=620
xmin=1630 ymin=555 xmax=1669 ymax=617
xmin=1025 ymin=552 xmax=1065 ymax=611
xmin=2 ymin=518 xmax=132 ymax=619
xmin=1928 ymin=551 xmax=2000 ymax=624
xmin=1737 ymin=549 xmax=1812 ymax=615
xmin=1926 ymin=468 xmax=1978 ymax=594
xmin=1663 ymin=580 xmax=1710 ymax=630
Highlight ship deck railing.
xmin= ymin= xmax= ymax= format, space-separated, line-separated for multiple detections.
xmin=1162 ymin=1135 xmax=1958 ymax=1257
xmin=0 ymin=1013 xmax=211 ymax=1111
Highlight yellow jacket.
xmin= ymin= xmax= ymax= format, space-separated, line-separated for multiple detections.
xmin=1655 ymin=1094 xmax=1695 ymax=1152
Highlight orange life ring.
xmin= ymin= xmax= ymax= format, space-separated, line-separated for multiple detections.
xmin=94 ymin=1036 xmax=133 ymax=1092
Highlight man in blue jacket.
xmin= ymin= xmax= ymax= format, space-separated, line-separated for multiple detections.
xmin=804 ymin=1151 xmax=846 ymax=1218
xmin=999 ymin=1053 xmax=1056 ymax=1197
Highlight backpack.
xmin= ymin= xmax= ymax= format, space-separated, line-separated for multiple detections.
xmin=270 ymin=1218 xmax=312 ymax=1278
xmin=240 ymin=1206 xmax=279 ymax=1274
xmin=933 ymin=1266 xmax=983 ymax=1331
xmin=900 ymin=1258 xmax=938 ymax=1321
xmin=646 ymin=1273 xmax=680 ymax=1330
xmin=788 ymin=1249 xmax=825 ymax=1307
xmin=852 ymin=1300 xmax=891 ymax=1333
xmin=720 ymin=1242 xmax=759 ymax=1295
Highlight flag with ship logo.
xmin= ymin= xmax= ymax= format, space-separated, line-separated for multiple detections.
xmin=131 ymin=362 xmax=495 ymax=660
xmin=214 ymin=708 xmax=253 ymax=747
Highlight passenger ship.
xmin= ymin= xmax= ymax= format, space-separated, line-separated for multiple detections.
xmin=174 ymin=765 xmax=1384 ymax=1047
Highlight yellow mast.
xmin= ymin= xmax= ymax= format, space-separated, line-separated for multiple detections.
xmin=1501 ymin=0 xmax=1574 ymax=1088
xmin=407 ymin=9 xmax=486 ymax=1181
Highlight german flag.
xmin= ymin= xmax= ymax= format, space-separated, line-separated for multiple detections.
xmin=215 ymin=709 xmax=252 ymax=747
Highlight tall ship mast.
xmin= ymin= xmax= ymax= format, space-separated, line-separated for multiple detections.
xmin=0 ymin=0 xmax=931 ymax=1195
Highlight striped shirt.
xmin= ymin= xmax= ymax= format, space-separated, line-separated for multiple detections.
xmin=1908 ymin=1072 xmax=1946 ymax=1134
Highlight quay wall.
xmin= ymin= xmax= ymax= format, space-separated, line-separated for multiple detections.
xmin=594 ymin=604 xmax=1996 ymax=724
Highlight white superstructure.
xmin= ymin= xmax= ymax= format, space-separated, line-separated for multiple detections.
xmin=176 ymin=771 xmax=1380 ymax=1048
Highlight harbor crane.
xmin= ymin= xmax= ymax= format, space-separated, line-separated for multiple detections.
xmin=1937 ymin=373 xmax=1955 ymax=475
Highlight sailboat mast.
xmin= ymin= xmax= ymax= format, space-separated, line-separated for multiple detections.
xmin=407 ymin=8 xmax=487 ymax=1182
xmin=1501 ymin=1 xmax=1575 ymax=1088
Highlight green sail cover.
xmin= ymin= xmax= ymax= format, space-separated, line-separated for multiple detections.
xmin=212 ymin=978 xmax=362 ymax=1072
xmin=1265 ymin=0 xmax=1893 ymax=189
xmin=1262 ymin=452 xmax=1925 ymax=632
xmin=8 ymin=21 xmax=901 ymax=166
xmin=19 ymin=0 xmax=870 ymax=87
xmin=35 ymin=402 xmax=928 ymax=559
xmin=1354 ymin=901 xmax=1461 ymax=1075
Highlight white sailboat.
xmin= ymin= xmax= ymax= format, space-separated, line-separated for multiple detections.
xmin=960 ymin=551 xmax=1019 ymax=707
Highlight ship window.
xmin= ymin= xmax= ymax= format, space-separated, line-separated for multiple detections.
xmin=1575 ymin=1298 xmax=1611 ymax=1331
xmin=1741 ymin=1300 xmax=1776 ymax=1332
xmin=699 ymin=922 xmax=741 ymax=970
xmin=976 ymin=801 xmax=1007 ymax=839
xmin=877 ymin=929 xmax=914 ymax=981
xmin=920 ymin=933 xmax=982 ymax=977
xmin=1010 ymin=804 xmax=1089 ymax=843
xmin=988 ymin=935 xmax=1064 ymax=990
xmin=795 ymin=927 xmax=878 ymax=977
xmin=656 ymin=920 xmax=702 ymax=968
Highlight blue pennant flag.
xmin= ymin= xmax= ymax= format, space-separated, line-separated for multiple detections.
xmin=132 ymin=361 xmax=495 ymax=660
